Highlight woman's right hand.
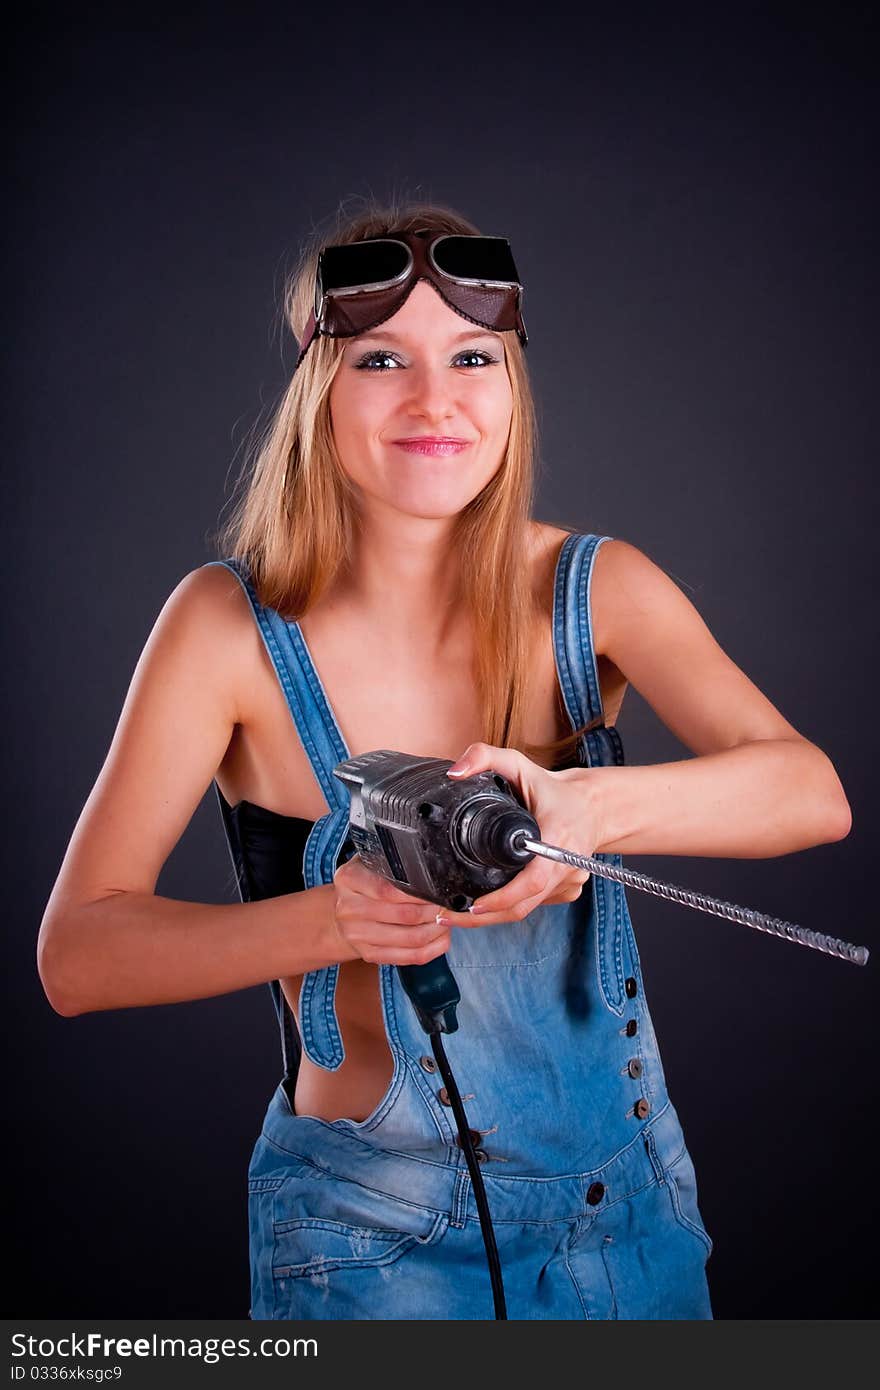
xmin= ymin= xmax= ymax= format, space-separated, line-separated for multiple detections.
xmin=331 ymin=856 xmax=472 ymax=966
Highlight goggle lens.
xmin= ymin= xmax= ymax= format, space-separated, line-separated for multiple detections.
xmin=430 ymin=235 xmax=519 ymax=285
xmin=320 ymin=239 xmax=411 ymax=296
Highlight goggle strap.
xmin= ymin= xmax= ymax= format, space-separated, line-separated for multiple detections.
xmin=296 ymin=308 xmax=317 ymax=364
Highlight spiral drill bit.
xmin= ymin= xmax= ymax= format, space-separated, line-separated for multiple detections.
xmin=513 ymin=835 xmax=869 ymax=967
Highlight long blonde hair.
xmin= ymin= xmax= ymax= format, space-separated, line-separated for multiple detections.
xmin=212 ymin=195 xmax=601 ymax=768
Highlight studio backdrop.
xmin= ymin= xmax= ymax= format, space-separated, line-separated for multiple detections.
xmin=7 ymin=9 xmax=877 ymax=1319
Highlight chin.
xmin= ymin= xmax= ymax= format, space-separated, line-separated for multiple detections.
xmin=372 ymin=481 xmax=488 ymax=518
xmin=395 ymin=502 xmax=472 ymax=522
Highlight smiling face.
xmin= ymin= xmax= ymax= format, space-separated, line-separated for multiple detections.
xmin=328 ymin=279 xmax=515 ymax=523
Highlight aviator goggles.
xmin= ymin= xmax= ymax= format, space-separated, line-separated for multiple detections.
xmin=295 ymin=229 xmax=528 ymax=367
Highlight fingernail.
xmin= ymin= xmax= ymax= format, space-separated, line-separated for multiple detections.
xmin=469 ymin=903 xmax=486 ymax=914
xmin=446 ymin=763 xmax=470 ymax=777
xmin=436 ymin=914 xmax=451 ymax=927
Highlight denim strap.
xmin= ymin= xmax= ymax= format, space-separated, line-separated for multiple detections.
xmin=205 ymin=558 xmax=350 ymax=1070
xmin=552 ymin=533 xmax=630 ymax=1013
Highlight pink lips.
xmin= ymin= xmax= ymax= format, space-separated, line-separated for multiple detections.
xmin=393 ymin=437 xmax=471 ymax=456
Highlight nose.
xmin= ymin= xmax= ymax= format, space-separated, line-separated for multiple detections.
xmin=401 ymin=361 xmax=460 ymax=427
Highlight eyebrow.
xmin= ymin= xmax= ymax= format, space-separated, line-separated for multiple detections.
xmin=351 ymin=327 xmax=504 ymax=347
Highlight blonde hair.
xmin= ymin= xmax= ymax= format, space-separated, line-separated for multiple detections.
xmin=212 ymin=194 xmax=601 ymax=768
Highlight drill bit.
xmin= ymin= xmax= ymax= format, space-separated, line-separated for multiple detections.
xmin=514 ymin=834 xmax=869 ymax=967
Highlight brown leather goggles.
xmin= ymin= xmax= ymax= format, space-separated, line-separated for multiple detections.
xmin=295 ymin=229 xmax=528 ymax=367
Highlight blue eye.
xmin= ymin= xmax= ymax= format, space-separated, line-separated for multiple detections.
xmin=456 ymin=349 xmax=497 ymax=368
xmin=354 ymin=348 xmax=498 ymax=372
xmin=354 ymin=351 xmax=399 ymax=371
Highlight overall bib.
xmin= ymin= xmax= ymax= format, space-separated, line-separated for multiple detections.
xmin=207 ymin=532 xmax=714 ymax=1320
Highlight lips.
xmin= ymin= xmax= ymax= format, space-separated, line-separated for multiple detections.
xmin=393 ymin=437 xmax=472 ymax=456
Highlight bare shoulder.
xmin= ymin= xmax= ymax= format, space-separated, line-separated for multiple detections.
xmin=40 ymin=562 xmax=262 ymax=913
xmin=175 ymin=559 xmax=251 ymax=615
xmin=589 ymin=536 xmax=668 ymax=656
xmin=160 ymin=560 xmax=256 ymax=647
xmin=154 ymin=562 xmax=259 ymax=724
xmin=587 ymin=536 xmax=815 ymax=752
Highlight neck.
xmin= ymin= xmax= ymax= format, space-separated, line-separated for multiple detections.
xmin=335 ymin=509 xmax=466 ymax=653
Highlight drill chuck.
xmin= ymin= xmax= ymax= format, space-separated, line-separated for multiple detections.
xmin=453 ymin=799 xmax=539 ymax=869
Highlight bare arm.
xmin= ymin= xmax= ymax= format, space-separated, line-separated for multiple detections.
xmin=584 ymin=740 xmax=849 ymax=857
xmin=580 ymin=539 xmax=852 ymax=858
xmin=37 ymin=566 xmax=357 ymax=1018
xmin=42 ymin=887 xmax=349 ymax=1017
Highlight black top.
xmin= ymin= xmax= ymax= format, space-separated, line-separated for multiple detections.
xmin=215 ymin=784 xmax=316 ymax=1092
xmin=216 ymin=786 xmax=315 ymax=900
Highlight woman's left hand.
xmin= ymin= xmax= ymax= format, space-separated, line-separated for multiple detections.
xmin=444 ymin=742 xmax=606 ymax=924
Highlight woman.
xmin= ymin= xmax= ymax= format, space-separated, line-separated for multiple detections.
xmin=38 ymin=198 xmax=851 ymax=1321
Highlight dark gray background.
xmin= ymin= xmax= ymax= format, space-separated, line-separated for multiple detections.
xmin=8 ymin=9 xmax=877 ymax=1318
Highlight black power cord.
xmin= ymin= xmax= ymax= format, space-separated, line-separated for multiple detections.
xmin=429 ymin=1029 xmax=507 ymax=1320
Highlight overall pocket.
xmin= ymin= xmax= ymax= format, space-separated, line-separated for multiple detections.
xmin=271 ymin=1156 xmax=450 ymax=1278
xmin=269 ymin=1183 xmax=451 ymax=1319
xmin=272 ymin=1208 xmax=449 ymax=1279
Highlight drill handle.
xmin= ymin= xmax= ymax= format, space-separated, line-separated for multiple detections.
xmin=396 ymin=956 xmax=461 ymax=1035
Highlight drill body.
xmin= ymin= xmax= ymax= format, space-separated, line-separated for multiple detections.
xmin=333 ymin=750 xmax=539 ymax=1034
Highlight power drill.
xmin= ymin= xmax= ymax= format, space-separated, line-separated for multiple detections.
xmin=333 ymin=748 xmax=539 ymax=1035
xmin=331 ymin=747 xmax=868 ymax=1321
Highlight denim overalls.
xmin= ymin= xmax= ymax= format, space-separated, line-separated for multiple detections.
xmin=208 ymin=532 xmax=714 ymax=1320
